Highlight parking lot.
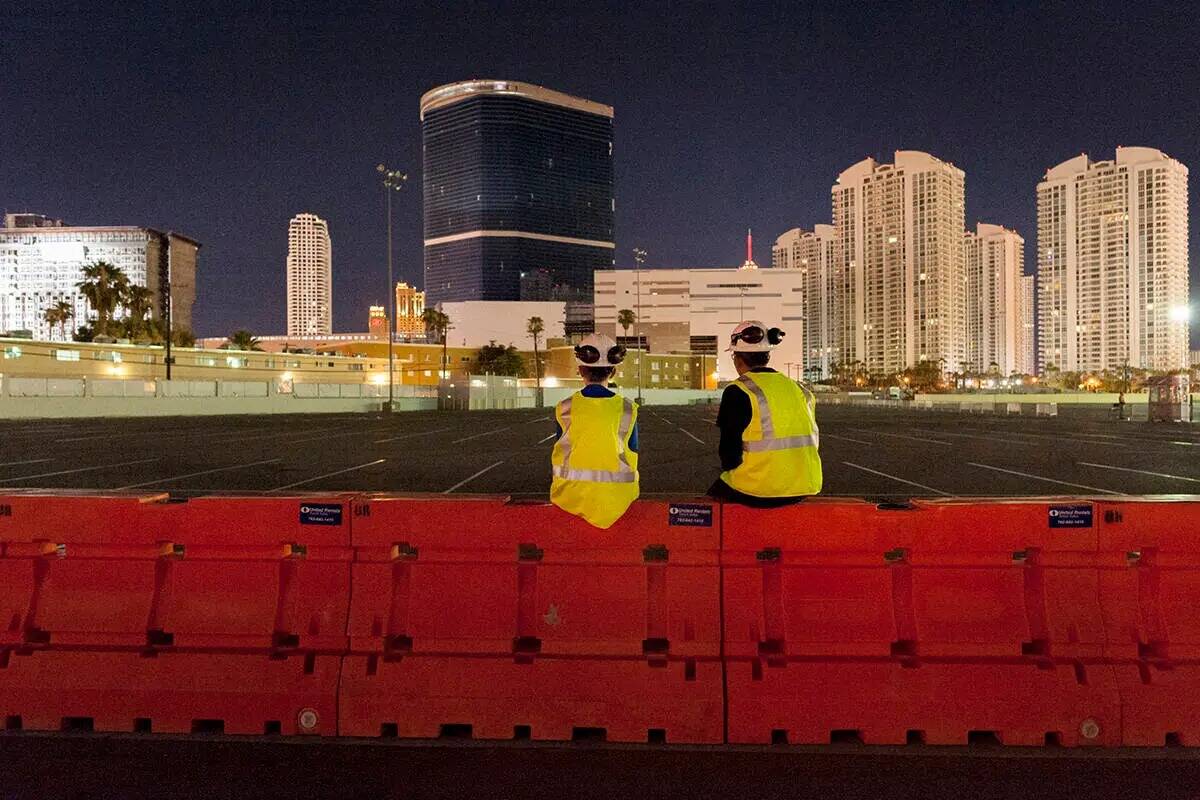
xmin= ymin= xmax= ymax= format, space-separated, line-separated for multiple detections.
xmin=1 ymin=404 xmax=1199 ymax=498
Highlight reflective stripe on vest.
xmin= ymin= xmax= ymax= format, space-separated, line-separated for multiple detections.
xmin=555 ymin=395 xmax=636 ymax=483
xmin=743 ymin=434 xmax=819 ymax=452
xmin=738 ymin=373 xmax=819 ymax=449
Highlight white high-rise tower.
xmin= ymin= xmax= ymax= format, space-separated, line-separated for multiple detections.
xmin=1037 ymin=147 xmax=1189 ymax=372
xmin=831 ymin=151 xmax=967 ymax=375
xmin=286 ymin=213 xmax=332 ymax=336
xmin=773 ymin=225 xmax=836 ymax=378
xmin=964 ymin=223 xmax=1025 ymax=375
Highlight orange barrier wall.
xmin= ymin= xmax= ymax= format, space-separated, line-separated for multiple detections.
xmin=722 ymin=499 xmax=1118 ymax=746
xmin=1095 ymin=500 xmax=1200 ymax=746
xmin=339 ymin=496 xmax=723 ymax=743
xmin=1 ymin=492 xmax=1198 ymax=747
xmin=0 ymin=492 xmax=353 ymax=736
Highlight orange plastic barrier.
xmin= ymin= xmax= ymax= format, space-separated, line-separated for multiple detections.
xmin=339 ymin=495 xmax=723 ymax=743
xmin=0 ymin=651 xmax=337 ymax=736
xmin=0 ymin=493 xmax=352 ymax=735
xmin=722 ymin=499 xmax=1119 ymax=746
xmin=4 ymin=491 xmax=1200 ymax=746
xmin=1095 ymin=499 xmax=1200 ymax=746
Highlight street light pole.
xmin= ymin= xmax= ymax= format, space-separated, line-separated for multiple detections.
xmin=633 ymin=247 xmax=646 ymax=404
xmin=163 ymin=231 xmax=173 ymax=382
xmin=377 ymin=164 xmax=407 ymax=413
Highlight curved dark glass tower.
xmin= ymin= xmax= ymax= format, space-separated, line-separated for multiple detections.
xmin=421 ymin=80 xmax=615 ymax=306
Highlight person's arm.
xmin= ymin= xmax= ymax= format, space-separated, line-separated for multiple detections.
xmin=628 ymin=420 xmax=638 ymax=453
xmin=715 ymin=385 xmax=751 ymax=471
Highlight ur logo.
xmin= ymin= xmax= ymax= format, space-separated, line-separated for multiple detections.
xmin=543 ymin=604 xmax=562 ymax=627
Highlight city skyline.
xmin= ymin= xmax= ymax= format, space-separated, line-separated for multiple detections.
xmin=3 ymin=4 xmax=1198 ymax=343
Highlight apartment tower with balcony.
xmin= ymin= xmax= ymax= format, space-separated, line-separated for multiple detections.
xmin=964 ymin=223 xmax=1025 ymax=375
xmin=831 ymin=151 xmax=967 ymax=375
xmin=1037 ymin=147 xmax=1189 ymax=372
xmin=286 ymin=212 xmax=332 ymax=337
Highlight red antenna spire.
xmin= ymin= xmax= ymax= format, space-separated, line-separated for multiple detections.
xmin=746 ymin=228 xmax=752 ymax=263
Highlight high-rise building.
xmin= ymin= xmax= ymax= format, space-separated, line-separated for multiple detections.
xmin=1016 ymin=274 xmax=1037 ymax=375
xmin=286 ymin=213 xmax=332 ymax=337
xmin=394 ymin=281 xmax=425 ymax=338
xmin=963 ymin=223 xmax=1025 ymax=375
xmin=773 ymin=225 xmax=836 ymax=378
xmin=420 ymin=80 xmax=615 ymax=306
xmin=0 ymin=213 xmax=199 ymax=341
xmin=1037 ymin=147 xmax=1189 ymax=373
xmin=831 ymin=151 xmax=967 ymax=375
xmin=367 ymin=305 xmax=388 ymax=338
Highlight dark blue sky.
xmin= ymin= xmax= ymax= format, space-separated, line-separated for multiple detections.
xmin=4 ymin=0 xmax=1198 ymax=343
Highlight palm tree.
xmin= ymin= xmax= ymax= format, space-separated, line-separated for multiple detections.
xmin=420 ymin=307 xmax=451 ymax=380
xmin=617 ymin=308 xmax=635 ymax=344
xmin=225 ymin=329 xmax=263 ymax=351
xmin=527 ymin=316 xmax=545 ymax=405
xmin=122 ymin=284 xmax=154 ymax=339
xmin=76 ymin=261 xmax=130 ymax=337
xmin=43 ymin=301 xmax=74 ymax=340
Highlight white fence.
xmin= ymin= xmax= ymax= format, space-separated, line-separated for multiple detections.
xmin=0 ymin=377 xmax=438 ymax=418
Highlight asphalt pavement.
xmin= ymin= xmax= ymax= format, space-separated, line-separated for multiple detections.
xmin=1 ymin=404 xmax=1199 ymax=497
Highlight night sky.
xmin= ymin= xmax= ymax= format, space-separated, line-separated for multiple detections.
xmin=4 ymin=1 xmax=1199 ymax=344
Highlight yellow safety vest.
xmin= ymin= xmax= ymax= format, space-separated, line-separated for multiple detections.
xmin=719 ymin=371 xmax=823 ymax=497
xmin=550 ymin=391 xmax=639 ymax=529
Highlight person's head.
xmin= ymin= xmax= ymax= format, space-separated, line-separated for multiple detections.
xmin=578 ymin=365 xmax=616 ymax=384
xmin=574 ymin=333 xmax=626 ymax=385
xmin=732 ymin=350 xmax=771 ymax=374
xmin=726 ymin=320 xmax=784 ymax=375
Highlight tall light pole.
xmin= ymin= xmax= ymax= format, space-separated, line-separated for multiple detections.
xmin=632 ymin=247 xmax=646 ymax=404
xmin=377 ymin=164 xmax=407 ymax=412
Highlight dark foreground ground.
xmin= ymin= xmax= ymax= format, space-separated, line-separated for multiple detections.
xmin=3 ymin=733 xmax=1200 ymax=800
xmin=1 ymin=404 xmax=1198 ymax=497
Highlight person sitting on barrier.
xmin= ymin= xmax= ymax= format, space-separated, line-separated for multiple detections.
xmin=550 ymin=334 xmax=640 ymax=529
xmin=707 ymin=320 xmax=822 ymax=507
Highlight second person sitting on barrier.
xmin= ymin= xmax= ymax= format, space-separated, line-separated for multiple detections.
xmin=550 ymin=334 xmax=640 ymax=529
xmin=707 ymin=320 xmax=823 ymax=507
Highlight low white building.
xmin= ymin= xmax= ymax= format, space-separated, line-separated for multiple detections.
xmin=0 ymin=213 xmax=199 ymax=341
xmin=437 ymin=300 xmax=567 ymax=348
xmin=593 ymin=267 xmax=806 ymax=382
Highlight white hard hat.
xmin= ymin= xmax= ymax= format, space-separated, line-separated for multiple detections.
xmin=575 ymin=333 xmax=627 ymax=367
xmin=727 ymin=320 xmax=785 ymax=353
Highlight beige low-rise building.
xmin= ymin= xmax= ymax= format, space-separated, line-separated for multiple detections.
xmin=593 ymin=267 xmax=806 ymax=382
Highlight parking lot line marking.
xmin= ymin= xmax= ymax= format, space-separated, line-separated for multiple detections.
xmin=909 ymin=429 xmax=1032 ymax=446
xmin=825 ymin=434 xmax=874 ymax=445
xmin=57 ymin=430 xmax=196 ymax=443
xmin=524 ymin=415 xmax=551 ymax=424
xmin=966 ymin=462 xmax=1121 ymax=494
xmin=678 ymin=428 xmax=705 ymax=444
xmin=113 ymin=458 xmax=283 ymax=490
xmin=373 ymin=427 xmax=453 ymax=444
xmin=268 ymin=459 xmax=386 ymax=492
xmin=451 ymin=426 xmax=513 ymax=444
xmin=444 ymin=460 xmax=506 ymax=493
xmin=1077 ymin=462 xmax=1200 ymax=484
xmin=866 ymin=431 xmax=953 ymax=446
xmin=842 ymin=462 xmax=954 ymax=496
xmin=207 ymin=425 xmax=347 ymax=444
xmin=537 ymin=433 xmax=557 ymax=444
xmin=0 ymin=458 xmax=161 ymax=484
xmin=957 ymin=428 xmax=1126 ymax=448
xmin=0 ymin=458 xmax=53 ymax=468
